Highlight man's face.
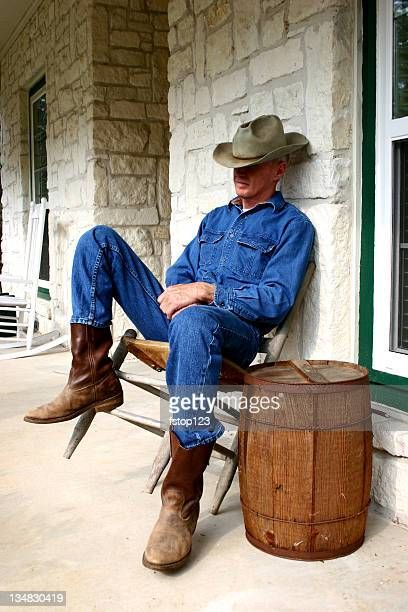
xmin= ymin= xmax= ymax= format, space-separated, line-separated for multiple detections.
xmin=233 ymin=159 xmax=287 ymax=200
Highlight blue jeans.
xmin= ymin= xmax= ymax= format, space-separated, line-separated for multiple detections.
xmin=70 ymin=226 xmax=261 ymax=449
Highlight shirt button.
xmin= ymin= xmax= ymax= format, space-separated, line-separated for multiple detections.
xmin=229 ymin=232 xmax=234 ymax=237
xmin=220 ymin=301 xmax=225 ymax=306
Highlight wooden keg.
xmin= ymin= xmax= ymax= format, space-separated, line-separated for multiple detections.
xmin=238 ymin=360 xmax=372 ymax=561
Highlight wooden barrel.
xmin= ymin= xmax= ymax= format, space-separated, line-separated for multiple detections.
xmin=238 ymin=360 xmax=372 ymax=561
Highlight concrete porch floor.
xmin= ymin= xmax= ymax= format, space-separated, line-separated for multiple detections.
xmin=1 ymin=348 xmax=408 ymax=612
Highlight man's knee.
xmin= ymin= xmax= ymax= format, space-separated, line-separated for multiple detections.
xmin=77 ymin=225 xmax=119 ymax=250
xmin=168 ymin=306 xmax=219 ymax=342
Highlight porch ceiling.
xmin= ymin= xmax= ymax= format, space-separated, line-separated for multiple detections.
xmin=0 ymin=0 xmax=33 ymax=58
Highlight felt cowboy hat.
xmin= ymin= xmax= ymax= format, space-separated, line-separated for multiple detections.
xmin=213 ymin=114 xmax=309 ymax=168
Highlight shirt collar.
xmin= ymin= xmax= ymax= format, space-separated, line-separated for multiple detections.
xmin=228 ymin=190 xmax=286 ymax=213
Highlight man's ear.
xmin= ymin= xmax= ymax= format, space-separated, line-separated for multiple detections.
xmin=276 ymin=159 xmax=287 ymax=179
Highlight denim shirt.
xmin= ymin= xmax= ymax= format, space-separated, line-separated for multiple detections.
xmin=165 ymin=190 xmax=315 ymax=334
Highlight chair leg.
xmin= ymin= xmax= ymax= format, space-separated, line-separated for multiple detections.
xmin=63 ymin=408 xmax=96 ymax=459
xmin=210 ymin=431 xmax=239 ymax=515
xmin=63 ymin=329 xmax=137 ymax=459
xmin=144 ymin=429 xmax=171 ymax=493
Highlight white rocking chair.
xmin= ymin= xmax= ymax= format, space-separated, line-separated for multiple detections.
xmin=0 ymin=198 xmax=68 ymax=360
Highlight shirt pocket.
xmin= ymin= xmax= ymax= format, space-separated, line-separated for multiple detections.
xmin=198 ymin=229 xmax=225 ymax=269
xmin=228 ymin=234 xmax=277 ymax=280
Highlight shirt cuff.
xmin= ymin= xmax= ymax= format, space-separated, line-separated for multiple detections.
xmin=212 ymin=284 xmax=234 ymax=310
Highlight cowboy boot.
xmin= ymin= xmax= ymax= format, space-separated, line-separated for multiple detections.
xmin=142 ymin=431 xmax=215 ymax=571
xmin=23 ymin=323 xmax=123 ymax=424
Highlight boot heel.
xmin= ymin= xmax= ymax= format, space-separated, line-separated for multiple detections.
xmin=93 ymin=393 xmax=123 ymax=413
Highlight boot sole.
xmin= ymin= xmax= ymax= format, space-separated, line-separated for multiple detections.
xmin=23 ymin=393 xmax=124 ymax=424
xmin=142 ymin=550 xmax=191 ymax=571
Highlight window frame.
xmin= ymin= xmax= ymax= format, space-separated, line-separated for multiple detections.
xmin=360 ymin=0 xmax=408 ymax=411
xmin=28 ymin=77 xmax=50 ymax=294
xmin=372 ymin=0 xmax=408 ymax=377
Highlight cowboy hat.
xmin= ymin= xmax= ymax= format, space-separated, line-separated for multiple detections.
xmin=213 ymin=114 xmax=309 ymax=168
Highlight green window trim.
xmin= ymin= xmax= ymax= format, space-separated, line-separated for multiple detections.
xmin=37 ymin=287 xmax=51 ymax=301
xmin=360 ymin=0 xmax=408 ymax=412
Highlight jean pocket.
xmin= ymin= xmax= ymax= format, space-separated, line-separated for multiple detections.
xmin=198 ymin=230 xmax=225 ymax=269
xmin=228 ymin=234 xmax=277 ymax=279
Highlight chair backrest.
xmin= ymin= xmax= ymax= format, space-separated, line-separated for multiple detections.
xmin=259 ymin=260 xmax=315 ymax=363
xmin=22 ymin=198 xmax=48 ymax=297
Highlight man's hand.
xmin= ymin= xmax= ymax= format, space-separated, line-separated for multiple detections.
xmin=158 ymin=282 xmax=215 ymax=319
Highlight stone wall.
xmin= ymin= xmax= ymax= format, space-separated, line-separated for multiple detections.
xmin=0 ymin=0 xmax=170 ymax=336
xmin=167 ymin=0 xmax=356 ymax=361
xmin=0 ymin=0 xmax=95 ymax=332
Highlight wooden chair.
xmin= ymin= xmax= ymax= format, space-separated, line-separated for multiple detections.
xmin=64 ymin=261 xmax=315 ymax=514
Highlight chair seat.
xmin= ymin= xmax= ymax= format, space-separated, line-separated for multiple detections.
xmin=123 ymin=337 xmax=247 ymax=384
xmin=0 ymin=296 xmax=27 ymax=307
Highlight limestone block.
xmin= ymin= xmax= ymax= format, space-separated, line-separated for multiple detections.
xmin=249 ymin=91 xmax=275 ymax=117
xmin=110 ymin=100 xmax=146 ymax=119
xmin=178 ymin=14 xmax=194 ymax=47
xmin=263 ymin=0 xmax=285 ymax=10
xmin=109 ymin=175 xmax=149 ymax=207
xmin=152 ymin=49 xmax=169 ymax=103
xmin=146 ymin=0 xmax=169 ymax=11
xmin=152 ymin=14 xmax=170 ymax=30
xmin=110 ymin=155 xmax=156 ymax=175
xmin=194 ymin=14 xmax=206 ymax=84
xmin=157 ymin=158 xmax=171 ymax=219
xmin=373 ymin=407 xmax=408 ymax=458
xmin=129 ymin=70 xmax=152 ymax=88
xmin=197 ymin=188 xmax=230 ymax=213
xmin=233 ymin=0 xmax=260 ymax=61
xmin=250 ymin=38 xmax=303 ymax=85
xmin=206 ymin=23 xmax=233 ymax=78
xmin=169 ymin=124 xmax=186 ymax=192
xmin=154 ymin=31 xmax=169 ymax=47
xmin=289 ymin=0 xmax=348 ymax=23
xmin=149 ymin=122 xmax=166 ymax=154
xmin=283 ymin=155 xmax=350 ymax=200
xmin=196 ymin=86 xmax=211 ymax=115
xmin=168 ymin=0 xmax=188 ymax=27
xmin=94 ymin=207 xmax=159 ymax=226
xmin=206 ymin=0 xmax=231 ymax=30
xmin=93 ymin=64 xmax=128 ymax=85
xmin=146 ymin=103 xmax=169 ymax=119
xmin=110 ymin=7 xmax=127 ymax=30
xmin=111 ymin=49 xmax=145 ymax=67
xmin=58 ymin=88 xmax=75 ymax=114
xmin=110 ymin=30 xmax=141 ymax=48
xmin=212 ymin=68 xmax=247 ymax=107
xmin=93 ymin=120 xmax=149 ymax=152
xmin=92 ymin=6 xmax=109 ymax=63
xmin=186 ymin=116 xmax=214 ymax=150
xmin=372 ymin=451 xmax=408 ymax=527
xmin=168 ymin=27 xmax=178 ymax=52
xmin=193 ymin=0 xmax=213 ymax=14
xmin=261 ymin=9 xmax=284 ymax=47
xmin=168 ymin=46 xmax=193 ymax=83
xmin=195 ymin=149 xmax=213 ymax=187
xmin=213 ymin=113 xmax=228 ymax=140
xmin=305 ymin=20 xmax=334 ymax=152
xmin=274 ymin=82 xmax=304 ymax=119
xmin=182 ymin=74 xmax=196 ymax=120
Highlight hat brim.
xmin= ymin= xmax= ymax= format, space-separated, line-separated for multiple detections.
xmin=213 ymin=132 xmax=309 ymax=168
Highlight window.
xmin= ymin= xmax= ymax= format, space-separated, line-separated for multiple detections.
xmin=29 ymin=76 xmax=49 ymax=294
xmin=373 ymin=0 xmax=408 ymax=376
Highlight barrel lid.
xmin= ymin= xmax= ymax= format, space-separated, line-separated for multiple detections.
xmin=244 ymin=360 xmax=369 ymax=385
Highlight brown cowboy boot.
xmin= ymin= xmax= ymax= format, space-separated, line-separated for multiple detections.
xmin=24 ymin=323 xmax=123 ymax=424
xmin=142 ymin=430 xmax=215 ymax=571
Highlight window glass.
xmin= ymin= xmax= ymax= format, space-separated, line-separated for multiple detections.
xmin=393 ymin=0 xmax=408 ymax=118
xmin=392 ymin=139 xmax=408 ymax=351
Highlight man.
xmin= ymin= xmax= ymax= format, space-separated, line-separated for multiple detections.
xmin=24 ymin=115 xmax=315 ymax=571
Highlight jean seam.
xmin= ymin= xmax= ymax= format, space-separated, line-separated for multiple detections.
xmin=88 ymin=245 xmax=105 ymax=324
xmin=107 ymin=241 xmax=162 ymax=306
